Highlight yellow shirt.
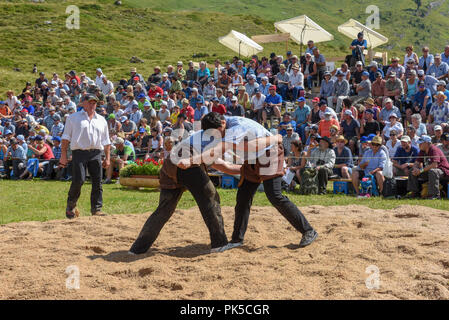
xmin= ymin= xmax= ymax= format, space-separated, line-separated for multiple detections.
xmin=170 ymin=111 xmax=179 ymax=124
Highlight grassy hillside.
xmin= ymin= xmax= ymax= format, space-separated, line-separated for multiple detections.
xmin=1 ymin=0 xmax=449 ymax=95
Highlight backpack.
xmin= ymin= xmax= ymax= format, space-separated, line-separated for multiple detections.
xmin=360 ymin=174 xmax=379 ymax=197
xmin=299 ymin=168 xmax=319 ymax=195
xmin=382 ymin=178 xmax=397 ymax=199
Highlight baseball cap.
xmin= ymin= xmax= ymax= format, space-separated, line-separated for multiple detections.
xmin=367 ymin=133 xmax=376 ymax=142
xmin=356 ymin=61 xmax=363 ymax=66
xmin=211 ymin=97 xmax=219 ymax=102
xmin=296 ymin=97 xmax=306 ymax=102
xmin=52 ymin=136 xmax=61 ymax=142
xmin=9 ymin=138 xmax=18 ymax=145
xmin=108 ymin=114 xmax=116 ymax=120
xmin=52 ymin=115 xmax=61 ymax=121
xmin=389 ymin=72 xmax=396 ymax=77
xmin=418 ymin=80 xmax=425 ymax=86
xmin=163 ymin=127 xmax=173 ymax=133
xmin=365 ymin=108 xmax=375 ymax=115
xmin=438 ymin=80 xmax=447 ymax=86
xmin=231 ymin=96 xmax=238 ymax=102
xmin=389 ymin=113 xmax=398 ymax=119
xmin=120 ymin=116 xmax=128 ymax=123
xmin=400 ymin=135 xmax=411 ymax=143
xmin=86 ymin=94 xmax=99 ymax=102
xmin=35 ymin=135 xmax=43 ymax=141
xmin=360 ymin=136 xmax=369 ymax=143
xmin=17 ymin=135 xmax=25 ymax=141
xmin=362 ymin=71 xmax=369 ymax=77
xmin=161 ymin=100 xmax=168 ymax=106
xmin=336 ymin=70 xmax=344 ymax=76
xmin=137 ymin=93 xmax=146 ymax=99
xmin=269 ymin=85 xmax=276 ymax=90
xmin=312 ymin=97 xmax=320 ymax=103
xmin=143 ymin=101 xmax=151 ymax=107
xmin=418 ymin=135 xmax=432 ymax=144
xmin=114 ymin=137 xmax=124 ymax=145
xmin=434 ymin=125 xmax=442 ymax=131
xmin=253 ymin=88 xmax=260 ymax=93
xmin=344 ymin=110 xmax=354 ymax=117
xmin=417 ymin=70 xmax=425 ymax=76
xmin=323 ymin=71 xmax=331 ymax=77
xmin=132 ymin=105 xmax=139 ymax=109
xmin=368 ymin=61 xmax=377 ymax=67
xmin=139 ymin=128 xmax=146 ymax=133
xmin=318 ymin=100 xmax=327 ymax=106
xmin=4 ymin=129 xmax=12 ymax=135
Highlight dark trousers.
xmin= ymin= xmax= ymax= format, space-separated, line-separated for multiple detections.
xmin=317 ymin=167 xmax=333 ymax=193
xmin=67 ymin=149 xmax=103 ymax=214
xmin=44 ymin=159 xmax=61 ymax=178
xmin=4 ymin=159 xmax=24 ymax=178
xmin=232 ymin=176 xmax=313 ymax=243
xmin=130 ymin=166 xmax=228 ymax=253
xmin=407 ymin=168 xmax=445 ymax=197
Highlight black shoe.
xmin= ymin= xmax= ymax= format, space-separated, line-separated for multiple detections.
xmin=299 ymin=230 xmax=318 ymax=248
xmin=66 ymin=207 xmax=80 ymax=219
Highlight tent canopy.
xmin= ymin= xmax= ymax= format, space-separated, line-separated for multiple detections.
xmin=274 ymin=15 xmax=334 ymax=45
xmin=218 ymin=30 xmax=263 ymax=57
xmin=338 ymin=19 xmax=388 ymax=49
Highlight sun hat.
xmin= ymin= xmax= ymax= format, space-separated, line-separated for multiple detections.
xmin=418 ymin=135 xmax=432 ymax=144
xmin=371 ymin=136 xmax=383 ymax=145
xmin=400 ymin=135 xmax=411 ymax=143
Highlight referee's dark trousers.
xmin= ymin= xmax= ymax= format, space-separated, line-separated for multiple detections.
xmin=67 ymin=149 xmax=103 ymax=214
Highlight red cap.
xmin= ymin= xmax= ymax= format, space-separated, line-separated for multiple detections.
xmin=312 ymin=97 xmax=320 ymax=102
xmin=133 ymin=76 xmax=139 ymax=81
xmin=21 ymin=109 xmax=28 ymax=113
xmin=269 ymin=85 xmax=276 ymax=90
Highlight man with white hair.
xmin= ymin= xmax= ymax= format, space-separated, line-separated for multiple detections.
xmin=100 ymin=75 xmax=114 ymax=96
xmin=158 ymin=73 xmax=171 ymax=92
xmin=63 ymin=96 xmax=76 ymax=111
xmin=327 ymin=70 xmax=350 ymax=112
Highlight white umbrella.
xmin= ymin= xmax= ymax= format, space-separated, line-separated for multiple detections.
xmin=338 ymin=18 xmax=388 ymax=49
xmin=218 ymin=30 xmax=264 ymax=58
xmin=274 ymin=15 xmax=334 ymax=45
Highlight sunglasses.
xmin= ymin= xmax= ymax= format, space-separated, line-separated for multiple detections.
xmin=371 ymin=143 xmax=381 ymax=147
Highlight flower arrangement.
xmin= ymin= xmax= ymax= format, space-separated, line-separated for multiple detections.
xmin=119 ymin=158 xmax=164 ymax=178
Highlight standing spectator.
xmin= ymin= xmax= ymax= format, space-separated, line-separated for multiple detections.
xmin=35 ymin=72 xmax=48 ymax=89
xmin=100 ymin=76 xmax=114 ymax=96
xmin=406 ymin=135 xmax=449 ymax=199
xmin=301 ymin=53 xmax=317 ymax=94
xmin=312 ymin=47 xmax=326 ymax=83
xmin=60 ymin=94 xmax=110 ymax=218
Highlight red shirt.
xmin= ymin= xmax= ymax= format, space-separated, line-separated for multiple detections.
xmin=38 ymin=143 xmax=55 ymax=160
xmin=148 ymin=86 xmax=164 ymax=100
xmin=417 ymin=145 xmax=449 ymax=176
xmin=180 ymin=106 xmax=195 ymax=122
xmin=71 ymin=76 xmax=81 ymax=85
xmin=212 ymin=104 xmax=227 ymax=115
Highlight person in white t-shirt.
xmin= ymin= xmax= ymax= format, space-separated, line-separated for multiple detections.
xmin=385 ymin=129 xmax=401 ymax=157
xmin=250 ymin=88 xmax=266 ymax=123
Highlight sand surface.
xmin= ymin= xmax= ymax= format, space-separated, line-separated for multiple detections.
xmin=1 ymin=205 xmax=449 ymax=300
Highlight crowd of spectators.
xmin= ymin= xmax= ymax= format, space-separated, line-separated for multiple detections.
xmin=1 ymin=39 xmax=449 ymax=199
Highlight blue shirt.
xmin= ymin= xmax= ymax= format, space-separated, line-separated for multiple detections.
xmin=189 ymin=95 xmax=204 ymax=108
xmin=264 ymin=93 xmax=282 ymax=105
xmin=53 ymin=146 xmax=62 ymax=159
xmin=419 ymin=55 xmax=434 ymax=71
xmin=413 ymin=88 xmax=432 ymax=109
xmin=8 ymin=145 xmax=27 ymax=161
xmin=441 ymin=53 xmax=449 ymax=65
xmin=23 ymin=105 xmax=35 ymax=115
xmin=426 ymin=62 xmax=449 ymax=78
xmin=197 ymin=68 xmax=210 ymax=79
xmin=351 ymin=39 xmax=367 ymax=57
xmin=360 ymin=148 xmax=387 ymax=175
xmin=369 ymin=69 xmax=384 ymax=82
xmin=293 ymin=105 xmax=311 ymax=124
xmin=193 ymin=106 xmax=209 ymax=121
xmin=334 ymin=146 xmax=353 ymax=167
xmin=278 ymin=120 xmax=297 ymax=136
xmin=424 ymin=75 xmax=439 ymax=95
xmin=393 ymin=146 xmax=419 ymax=165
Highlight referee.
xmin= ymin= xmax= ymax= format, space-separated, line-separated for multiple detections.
xmin=60 ymin=94 xmax=111 ymax=219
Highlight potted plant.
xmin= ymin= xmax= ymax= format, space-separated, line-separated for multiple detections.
xmin=119 ymin=158 xmax=163 ymax=189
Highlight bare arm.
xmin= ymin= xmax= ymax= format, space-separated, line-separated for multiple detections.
xmin=211 ymin=158 xmax=242 ymax=175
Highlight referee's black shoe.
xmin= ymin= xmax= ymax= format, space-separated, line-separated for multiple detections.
xmin=66 ymin=207 xmax=80 ymax=219
xmin=299 ymin=229 xmax=318 ymax=248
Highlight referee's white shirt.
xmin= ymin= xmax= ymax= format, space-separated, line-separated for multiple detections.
xmin=62 ymin=110 xmax=111 ymax=150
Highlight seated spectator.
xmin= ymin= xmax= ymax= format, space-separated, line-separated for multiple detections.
xmin=340 ymin=109 xmax=360 ymax=142
xmin=186 ymin=62 xmax=198 ymax=82
xmin=427 ymin=91 xmax=449 ymax=134
xmin=384 ymin=72 xmax=404 ymax=106
xmin=329 ymin=124 xmax=339 ymax=145
xmin=237 ymin=86 xmax=250 ymax=113
xmin=426 ymin=54 xmax=449 ymax=80
xmin=349 ymin=32 xmax=367 ymax=67
xmin=275 ymin=64 xmax=289 ymax=100
xmin=4 ymin=138 xmax=27 ymax=179
xmin=145 ymin=128 xmax=163 ymax=160
xmin=352 ymin=71 xmax=371 ymax=104
xmin=436 ymin=81 xmax=449 ymax=101
xmin=392 ymin=135 xmax=419 ymax=176
xmin=211 ymin=97 xmax=226 ymax=116
xmin=286 ymin=140 xmax=306 ymax=189
xmin=312 ymin=47 xmax=326 ymax=83
xmin=406 ymin=135 xmax=449 ymax=199
xmin=282 ymin=125 xmax=300 ymax=156
xmin=259 ymin=76 xmax=270 ymax=96
xmin=351 ymin=61 xmax=365 ymax=89
xmin=432 ymin=125 xmax=444 ymax=144
xmin=333 ymin=135 xmax=353 ymax=179
xmin=437 ymin=132 xmax=449 ymax=160
xmin=293 ymin=97 xmax=311 ymax=143
xmin=404 ymin=70 xmax=419 ymax=113
xmin=368 ymin=61 xmax=384 ymax=83
xmin=157 ymin=101 xmax=170 ymax=123
xmin=340 ymin=98 xmax=357 ymax=121
xmin=21 ymin=135 xmax=54 ymax=179
xmin=379 ymin=98 xmax=401 ymax=126
xmin=404 ymin=45 xmax=419 ymax=66
xmin=360 ymin=108 xmax=380 ymax=137
xmin=318 ymin=111 xmax=340 ymax=138
xmin=418 ymin=46 xmax=434 ymax=73
xmin=197 ymin=61 xmax=211 ymax=87
xmin=227 ymin=96 xmax=244 ymax=117
xmin=404 ymin=59 xmax=418 ymax=79
xmin=230 ymin=70 xmax=244 ymax=93
xmin=288 ymin=64 xmax=304 ymax=101
xmin=250 ymin=88 xmax=265 ymax=123
xmin=105 ymin=137 xmax=136 ymax=184
xmin=328 ymin=71 xmax=350 ymax=112
xmin=262 ymin=86 xmax=282 ymax=128
xmin=318 ymin=100 xmax=338 ymax=120
xmin=121 ymin=116 xmax=137 ymax=138
xmin=363 ymin=98 xmax=380 ymax=120
xmin=305 ymin=136 xmax=336 ymax=194
xmin=42 ymin=136 xmax=63 ymax=180
xmin=383 ymin=114 xmax=404 ymax=141
xmin=352 ymin=135 xmax=386 ymax=196
xmin=412 ymin=80 xmax=433 ymax=120
xmin=319 ymin=72 xmax=334 ymax=101
xmin=386 ymin=57 xmax=406 ymax=80
xmin=278 ymin=112 xmax=296 ymax=136
xmin=417 ymin=70 xmax=439 ymax=97
xmin=309 ymin=98 xmax=322 ymax=125
xmin=180 ymin=98 xmax=194 ymax=123
xmin=405 ymin=124 xmax=420 ymax=149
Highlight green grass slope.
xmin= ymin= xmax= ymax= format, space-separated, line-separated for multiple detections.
xmin=1 ymin=0 xmax=449 ymax=94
